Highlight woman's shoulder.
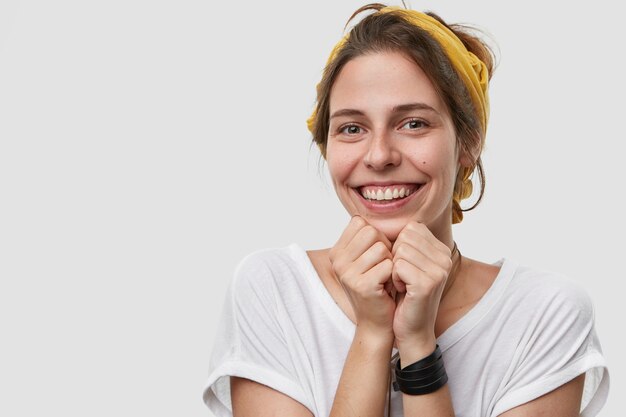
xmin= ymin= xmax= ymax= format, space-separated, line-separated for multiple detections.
xmin=508 ymin=261 xmax=592 ymax=299
xmin=235 ymin=244 xmax=300 ymax=271
xmin=501 ymin=259 xmax=595 ymax=322
xmin=231 ymin=244 xmax=311 ymax=291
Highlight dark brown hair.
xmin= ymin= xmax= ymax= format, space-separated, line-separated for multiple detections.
xmin=310 ymin=3 xmax=496 ymax=217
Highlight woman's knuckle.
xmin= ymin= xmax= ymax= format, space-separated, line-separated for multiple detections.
xmin=396 ymin=243 xmax=408 ymax=258
xmin=409 ymin=221 xmax=423 ymax=232
xmin=373 ymin=241 xmax=387 ymax=255
xmin=352 ymin=216 xmax=367 ymax=228
xmin=339 ymin=270 xmax=354 ymax=286
xmin=362 ymin=225 xmax=378 ymax=241
xmin=331 ymin=259 xmax=346 ymax=276
xmin=393 ymin=258 xmax=405 ymax=272
xmin=436 ymin=268 xmax=448 ymax=282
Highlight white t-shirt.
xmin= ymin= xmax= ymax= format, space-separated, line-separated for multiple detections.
xmin=203 ymin=244 xmax=609 ymax=417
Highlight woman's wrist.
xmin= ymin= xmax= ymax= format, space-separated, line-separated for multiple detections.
xmin=353 ymin=325 xmax=395 ymax=352
xmin=396 ymin=337 xmax=437 ymax=367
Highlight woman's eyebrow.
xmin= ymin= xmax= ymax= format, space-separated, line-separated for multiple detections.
xmin=329 ymin=103 xmax=439 ymax=120
xmin=392 ymin=102 xmax=439 ymax=114
xmin=329 ymin=108 xmax=365 ymax=120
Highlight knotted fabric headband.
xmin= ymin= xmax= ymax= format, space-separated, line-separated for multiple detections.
xmin=306 ymin=6 xmax=490 ymax=139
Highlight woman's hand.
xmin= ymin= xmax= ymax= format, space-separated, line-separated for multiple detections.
xmin=328 ymin=216 xmax=396 ymax=337
xmin=391 ymin=221 xmax=453 ymax=358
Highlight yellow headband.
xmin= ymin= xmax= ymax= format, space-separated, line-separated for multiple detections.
xmin=306 ymin=6 xmax=490 ymax=137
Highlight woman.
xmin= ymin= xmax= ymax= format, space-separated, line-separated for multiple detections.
xmin=203 ymin=4 xmax=609 ymax=416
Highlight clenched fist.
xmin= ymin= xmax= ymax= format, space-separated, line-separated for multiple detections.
xmin=392 ymin=221 xmax=454 ymax=357
xmin=329 ymin=216 xmax=396 ymax=336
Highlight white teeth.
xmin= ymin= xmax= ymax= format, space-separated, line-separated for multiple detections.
xmin=361 ymin=186 xmax=416 ymax=201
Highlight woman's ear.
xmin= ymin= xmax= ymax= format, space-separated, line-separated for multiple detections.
xmin=458 ymin=138 xmax=481 ymax=169
xmin=459 ymin=152 xmax=473 ymax=168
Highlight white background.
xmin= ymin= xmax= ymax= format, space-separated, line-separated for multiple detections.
xmin=0 ymin=0 xmax=622 ymax=416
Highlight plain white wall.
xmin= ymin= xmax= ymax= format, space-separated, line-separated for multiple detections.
xmin=0 ymin=1 xmax=622 ymax=416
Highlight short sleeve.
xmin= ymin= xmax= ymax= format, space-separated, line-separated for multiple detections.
xmin=202 ymin=252 xmax=313 ymax=417
xmin=492 ymin=278 xmax=609 ymax=417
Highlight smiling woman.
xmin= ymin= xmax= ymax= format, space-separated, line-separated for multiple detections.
xmin=202 ymin=3 xmax=609 ymax=417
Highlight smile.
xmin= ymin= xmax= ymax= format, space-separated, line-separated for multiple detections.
xmin=358 ymin=184 xmax=422 ymax=202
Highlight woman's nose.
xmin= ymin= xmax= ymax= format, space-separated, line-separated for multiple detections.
xmin=363 ymin=132 xmax=401 ymax=170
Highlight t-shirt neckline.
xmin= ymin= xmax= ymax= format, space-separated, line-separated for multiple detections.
xmin=288 ymin=243 xmax=516 ymax=351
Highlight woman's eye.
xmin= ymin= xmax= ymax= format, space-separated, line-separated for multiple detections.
xmin=402 ymin=119 xmax=427 ymax=130
xmin=340 ymin=125 xmax=361 ymax=135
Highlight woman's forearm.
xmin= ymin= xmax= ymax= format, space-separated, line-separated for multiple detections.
xmin=401 ymin=385 xmax=455 ymax=417
xmin=329 ymin=328 xmax=394 ymax=417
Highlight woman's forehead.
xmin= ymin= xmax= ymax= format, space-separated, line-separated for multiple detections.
xmin=329 ymin=51 xmax=446 ymax=116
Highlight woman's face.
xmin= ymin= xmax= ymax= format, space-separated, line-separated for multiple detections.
xmin=326 ymin=51 xmax=469 ymax=242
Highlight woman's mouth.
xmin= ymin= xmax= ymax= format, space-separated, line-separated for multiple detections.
xmin=358 ymin=184 xmax=422 ymax=204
